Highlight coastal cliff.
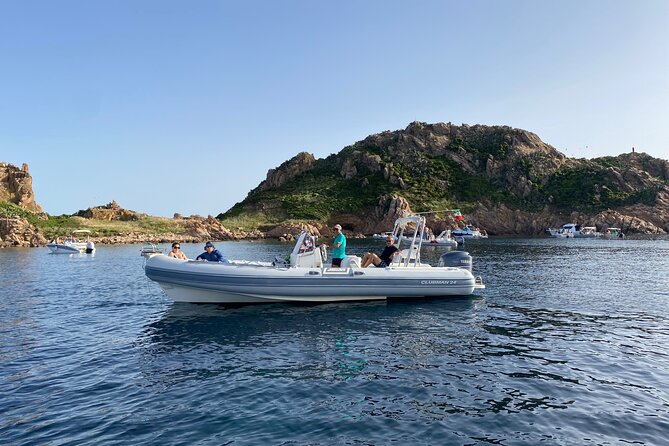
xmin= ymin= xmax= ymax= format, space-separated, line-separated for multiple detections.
xmin=0 ymin=163 xmax=42 ymax=212
xmin=221 ymin=122 xmax=669 ymax=235
xmin=0 ymin=163 xmax=48 ymax=247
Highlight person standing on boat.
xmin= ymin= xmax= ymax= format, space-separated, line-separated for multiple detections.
xmin=196 ymin=241 xmax=229 ymax=262
xmin=324 ymin=224 xmax=346 ymax=267
xmin=361 ymin=236 xmax=400 ymax=268
xmin=168 ymin=242 xmax=188 ymax=260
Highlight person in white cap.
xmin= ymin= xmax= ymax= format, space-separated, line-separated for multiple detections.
xmin=323 ymin=224 xmax=346 ymax=267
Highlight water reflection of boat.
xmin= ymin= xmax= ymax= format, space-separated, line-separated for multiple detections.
xmin=46 ymin=230 xmax=95 ymax=254
xmin=145 ymin=296 xmax=482 ymax=349
xmin=145 ymin=215 xmax=485 ymax=304
xmin=139 ymin=296 xmax=482 ymax=385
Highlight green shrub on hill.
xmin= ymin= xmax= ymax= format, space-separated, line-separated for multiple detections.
xmin=0 ymin=202 xmax=32 ymax=219
xmin=542 ymin=165 xmax=660 ymax=211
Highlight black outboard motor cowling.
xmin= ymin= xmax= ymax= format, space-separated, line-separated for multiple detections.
xmin=438 ymin=251 xmax=472 ymax=272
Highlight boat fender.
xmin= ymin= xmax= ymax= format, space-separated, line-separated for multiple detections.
xmin=319 ymin=244 xmax=327 ymax=262
xmin=438 ymin=251 xmax=472 ymax=272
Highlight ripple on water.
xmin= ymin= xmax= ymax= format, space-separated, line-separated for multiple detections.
xmin=1 ymin=240 xmax=669 ymax=445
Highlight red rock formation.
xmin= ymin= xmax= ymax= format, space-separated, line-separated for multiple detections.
xmin=0 ymin=162 xmax=43 ymax=212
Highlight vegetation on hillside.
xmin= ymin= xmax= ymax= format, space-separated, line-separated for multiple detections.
xmin=541 ymin=165 xmax=660 ymax=211
xmin=1 ymin=201 xmax=184 ymax=240
xmin=218 ymin=124 xmax=667 ymax=224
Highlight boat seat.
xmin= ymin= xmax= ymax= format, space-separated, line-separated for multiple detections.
xmin=392 ymin=248 xmax=419 ymax=266
xmin=341 ymin=256 xmax=361 ymax=268
xmin=293 ymin=247 xmax=323 ymax=268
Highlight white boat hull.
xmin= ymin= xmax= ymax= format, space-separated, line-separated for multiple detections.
xmin=547 ymin=224 xmax=601 ymax=238
xmin=428 ymin=239 xmax=458 ymax=247
xmin=145 ymin=255 xmax=480 ymax=304
xmin=47 ymin=243 xmax=90 ymax=254
xmin=157 ymin=282 xmax=390 ymax=303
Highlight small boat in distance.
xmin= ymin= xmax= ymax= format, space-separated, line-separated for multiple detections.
xmin=451 ymin=225 xmax=488 ymax=239
xmin=429 ymin=230 xmax=458 ymax=247
xmin=371 ymin=231 xmax=396 ymax=241
xmin=547 ymin=224 xmax=601 ymax=238
xmin=47 ymin=230 xmax=95 ymax=254
xmin=140 ymin=243 xmax=163 ymax=257
xmin=602 ymin=228 xmax=625 ymax=239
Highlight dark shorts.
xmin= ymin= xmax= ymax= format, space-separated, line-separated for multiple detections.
xmin=332 ymin=258 xmax=343 ymax=267
xmin=377 ymin=260 xmax=389 ymax=267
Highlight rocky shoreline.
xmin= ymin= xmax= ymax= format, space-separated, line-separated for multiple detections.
xmin=3 ymin=195 xmax=668 ymax=249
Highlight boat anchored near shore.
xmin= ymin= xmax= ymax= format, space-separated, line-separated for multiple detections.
xmin=46 ymin=230 xmax=95 ymax=254
xmin=547 ymin=223 xmax=601 ymax=238
xmin=144 ymin=215 xmax=485 ymax=304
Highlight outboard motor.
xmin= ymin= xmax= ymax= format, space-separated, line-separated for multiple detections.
xmin=438 ymin=251 xmax=472 ymax=272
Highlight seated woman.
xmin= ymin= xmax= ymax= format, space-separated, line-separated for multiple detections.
xmin=361 ymin=237 xmax=399 ymax=268
xmin=168 ymin=242 xmax=188 ymax=260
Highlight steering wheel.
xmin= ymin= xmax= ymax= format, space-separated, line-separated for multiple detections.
xmin=319 ymin=244 xmax=328 ymax=262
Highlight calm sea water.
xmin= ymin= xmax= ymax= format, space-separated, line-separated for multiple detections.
xmin=1 ymin=237 xmax=669 ymax=445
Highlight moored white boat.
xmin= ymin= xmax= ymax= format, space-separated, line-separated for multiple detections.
xmin=428 ymin=230 xmax=458 ymax=247
xmin=47 ymin=230 xmax=95 ymax=254
xmin=140 ymin=243 xmax=163 ymax=257
xmin=547 ymin=224 xmax=601 ymax=238
xmin=371 ymin=231 xmax=396 ymax=240
xmin=144 ymin=215 xmax=484 ymax=304
xmin=451 ymin=225 xmax=488 ymax=239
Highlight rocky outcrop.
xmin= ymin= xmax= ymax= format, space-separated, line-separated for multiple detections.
xmin=0 ymin=162 xmax=43 ymax=212
xmin=260 ymin=152 xmax=316 ymax=191
xmin=182 ymin=215 xmax=236 ymax=240
xmin=0 ymin=217 xmax=47 ymax=247
xmin=78 ymin=200 xmax=143 ymax=221
xmin=221 ymin=121 xmax=669 ymax=236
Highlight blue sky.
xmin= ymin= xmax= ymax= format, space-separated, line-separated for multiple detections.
xmin=2 ymin=0 xmax=667 ymax=217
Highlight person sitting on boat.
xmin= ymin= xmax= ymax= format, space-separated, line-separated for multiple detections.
xmin=168 ymin=242 xmax=188 ymax=260
xmin=196 ymin=241 xmax=229 ymax=262
xmin=322 ymin=224 xmax=346 ymax=267
xmin=361 ymin=236 xmax=399 ymax=268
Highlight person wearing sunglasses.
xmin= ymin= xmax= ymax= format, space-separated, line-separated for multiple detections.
xmin=168 ymin=242 xmax=188 ymax=260
xmin=360 ymin=237 xmax=399 ymax=268
xmin=322 ymin=224 xmax=346 ymax=268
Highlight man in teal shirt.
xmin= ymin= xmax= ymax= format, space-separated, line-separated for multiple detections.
xmin=328 ymin=224 xmax=346 ymax=267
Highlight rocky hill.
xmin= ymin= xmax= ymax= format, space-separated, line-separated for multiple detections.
xmin=220 ymin=122 xmax=669 ymax=235
xmin=0 ymin=162 xmax=42 ymax=212
xmin=0 ymin=163 xmax=48 ymax=247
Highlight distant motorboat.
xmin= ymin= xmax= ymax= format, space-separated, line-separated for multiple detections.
xmin=140 ymin=243 xmax=163 ymax=257
xmin=371 ymin=231 xmax=396 ymax=241
xmin=46 ymin=230 xmax=95 ymax=254
xmin=144 ymin=215 xmax=485 ymax=304
xmin=547 ymin=224 xmax=601 ymax=238
xmin=428 ymin=230 xmax=458 ymax=247
xmin=602 ymin=227 xmax=625 ymax=239
xmin=451 ymin=225 xmax=488 ymax=239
